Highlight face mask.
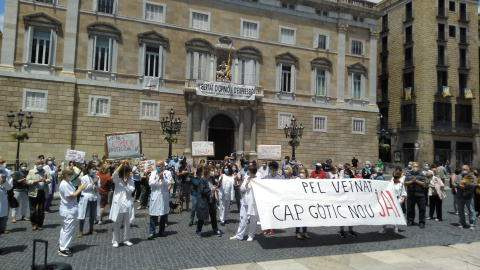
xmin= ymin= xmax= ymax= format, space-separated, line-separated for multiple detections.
xmin=0 ymin=164 xmax=5 ymax=170
xmin=93 ymin=157 xmax=98 ymax=160
xmin=284 ymin=170 xmax=289 ymax=175
xmin=47 ymin=161 xmax=53 ymax=166
xmin=299 ymin=165 xmax=303 ymax=168
xmin=412 ymin=168 xmax=418 ymax=173
xmin=244 ymin=164 xmax=248 ymax=168
xmin=224 ymin=169 xmax=229 ymax=174
xmin=285 ymin=159 xmax=289 ymax=163
xmin=365 ymin=165 xmax=370 ymax=168
xmin=216 ymin=164 xmax=220 ymax=168
xmin=299 ymin=173 xmax=306 ymax=179
xmin=373 ymin=174 xmax=377 ymax=178
xmin=90 ymin=170 xmax=97 ymax=175
xmin=210 ymin=171 xmax=215 ymax=177
xmin=21 ymin=166 xmax=27 ymax=171
xmin=37 ymin=164 xmax=44 ymax=170
xmin=269 ymin=169 xmax=273 ymax=174
xmin=156 ymin=167 xmax=162 ymax=173
xmin=344 ymin=175 xmax=350 ymax=179
xmin=42 ymin=159 xmax=45 ymax=162
xmin=263 ymin=164 xmax=267 ymax=168
xmin=114 ymin=163 xmax=118 ymax=167
xmin=424 ymin=167 xmax=429 ymax=170
xmin=69 ymin=175 xmax=76 ymax=181
xmin=407 ymin=165 xmax=412 ymax=169
xmin=174 ymin=157 xmax=178 ymax=161
xmin=315 ymin=166 xmax=321 ymax=171
xmin=462 ymin=171 xmax=468 ymax=176
xmin=246 ymin=172 xmax=250 ymax=177
xmin=232 ymin=168 xmax=237 ymax=172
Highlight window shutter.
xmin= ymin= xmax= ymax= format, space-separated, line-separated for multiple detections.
xmin=347 ymin=73 xmax=352 ymax=99
xmin=138 ymin=43 xmax=145 ymax=76
xmin=113 ymin=0 xmax=118 ymax=14
xmin=24 ymin=26 xmax=34 ymax=63
xmin=433 ymin=102 xmax=437 ymax=121
xmin=325 ymin=70 xmax=330 ymax=96
xmin=93 ymin=0 xmax=98 ymax=11
xmin=455 ymin=104 xmax=460 ymax=124
xmin=158 ymin=45 xmax=164 ymax=78
xmin=311 ymin=68 xmax=315 ymax=95
xmin=255 ymin=60 xmax=260 ymax=86
xmin=276 ymin=62 xmax=282 ymax=91
xmin=238 ymin=59 xmax=243 ymax=84
xmin=413 ymin=104 xmax=417 ymax=123
xmin=49 ymin=29 xmax=56 ymax=66
xmin=326 ymin=36 xmax=330 ymax=50
xmin=361 ymin=74 xmax=366 ymax=100
xmin=192 ymin=52 xmax=199 ymax=79
xmin=87 ymin=35 xmax=97 ymax=70
xmin=447 ymin=103 xmax=452 ymax=122
xmin=290 ymin=65 xmax=296 ymax=92
xmin=246 ymin=59 xmax=254 ymax=85
xmin=313 ymin=33 xmax=318 ymax=48
xmin=185 ymin=51 xmax=191 ymax=79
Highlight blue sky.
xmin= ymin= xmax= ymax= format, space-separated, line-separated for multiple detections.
xmin=0 ymin=0 xmax=478 ymax=32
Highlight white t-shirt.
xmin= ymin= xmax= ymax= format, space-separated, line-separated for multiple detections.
xmin=59 ymin=180 xmax=78 ymax=218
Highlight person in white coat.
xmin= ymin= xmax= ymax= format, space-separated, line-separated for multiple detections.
xmin=218 ymin=165 xmax=235 ymax=226
xmin=77 ymin=163 xmax=100 ymax=238
xmin=109 ymin=161 xmax=135 ymax=248
xmin=0 ymin=161 xmax=13 ymax=235
xmin=230 ymin=165 xmax=259 ymax=241
xmin=58 ymin=168 xmax=87 ymax=257
xmin=147 ymin=160 xmax=172 ymax=240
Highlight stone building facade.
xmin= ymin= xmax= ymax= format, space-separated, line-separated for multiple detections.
xmin=376 ymin=0 xmax=480 ymax=168
xmin=0 ymin=0 xmax=381 ymax=165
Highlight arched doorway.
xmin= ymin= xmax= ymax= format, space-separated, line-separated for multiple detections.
xmin=208 ymin=114 xmax=235 ymax=161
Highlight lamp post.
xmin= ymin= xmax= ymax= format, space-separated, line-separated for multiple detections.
xmin=7 ymin=109 xmax=34 ymax=171
xmin=283 ymin=115 xmax=304 ymax=161
xmin=377 ymin=126 xmax=396 ymax=164
xmin=160 ymin=108 xmax=182 ymax=161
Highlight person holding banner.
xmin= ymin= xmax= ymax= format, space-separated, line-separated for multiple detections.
xmin=310 ymin=163 xmax=327 ymax=179
xmin=260 ymin=161 xmax=281 ymax=236
xmin=77 ymin=163 xmax=100 ymax=238
xmin=110 ymin=161 xmax=135 ymax=247
xmin=148 ymin=160 xmax=172 ymax=240
xmin=218 ymin=165 xmax=235 ymax=226
xmin=295 ymin=167 xmax=311 ymax=240
xmin=97 ymin=164 xmax=112 ymax=225
xmin=282 ymin=166 xmax=294 ymax=180
xmin=230 ymin=165 xmax=259 ymax=241
xmin=196 ymin=165 xmax=222 ymax=238
xmin=404 ymin=162 xmax=428 ymax=228
xmin=379 ymin=171 xmax=406 ymax=235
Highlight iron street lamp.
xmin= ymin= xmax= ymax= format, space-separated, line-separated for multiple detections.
xmin=160 ymin=108 xmax=183 ymax=161
xmin=376 ymin=127 xmax=397 ymax=142
xmin=284 ymin=115 xmax=304 ymax=161
xmin=7 ymin=109 xmax=34 ymax=171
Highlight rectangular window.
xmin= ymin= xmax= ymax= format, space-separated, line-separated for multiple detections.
xmin=459 ymin=27 xmax=467 ymax=44
xmin=459 ymin=3 xmax=468 ymax=21
xmin=88 ymin=96 xmax=110 ymax=117
xmin=456 ymin=105 xmax=472 ymax=125
xmin=351 ymin=41 xmax=363 ymax=55
xmin=438 ymin=45 xmax=446 ymax=65
xmin=449 ymin=25 xmax=456 ymax=38
xmin=382 ymin=14 xmax=388 ymax=30
xmin=317 ymin=35 xmax=327 ymax=50
xmin=191 ymin=11 xmax=210 ymax=31
xmin=437 ymin=70 xmax=448 ymax=94
xmin=381 ymin=55 xmax=388 ymax=75
xmin=434 ymin=102 xmax=452 ymax=123
xmin=145 ymin=46 xmax=160 ymax=77
xmin=459 ymin=73 xmax=468 ymax=94
xmin=240 ymin=59 xmax=256 ymax=85
xmin=403 ymin=71 xmax=415 ymax=95
xmin=381 ymin=78 xmax=388 ymax=101
xmin=401 ymin=104 xmax=416 ymax=125
xmin=353 ymin=74 xmax=361 ymax=99
xmin=316 ymin=10 xmax=328 ymax=16
xmin=23 ymin=89 xmax=48 ymax=113
xmin=98 ymin=0 xmax=114 ymax=14
xmin=281 ymin=3 xmax=295 ymax=9
xmin=140 ymin=100 xmax=160 ymax=120
xmin=313 ymin=116 xmax=327 ymax=132
xmin=315 ymin=69 xmax=326 ymax=96
xmin=448 ymin=1 xmax=455 ymax=11
xmin=459 ymin=48 xmax=467 ymax=68
xmin=94 ymin=39 xmax=110 ymax=71
xmin=405 ymin=2 xmax=413 ymax=20
xmin=241 ymin=20 xmax=259 ymax=39
xmin=278 ymin=112 xmax=293 ymax=129
xmin=381 ymin=36 xmax=388 ymax=52
xmin=438 ymin=23 xmax=446 ymax=40
xmin=281 ymin=65 xmax=291 ymax=92
xmin=438 ymin=0 xmax=446 ymax=17
xmin=189 ymin=51 xmax=208 ymax=80
xmin=353 ymin=16 xmax=364 ymax=22
xmin=36 ymin=0 xmax=54 ymax=3
xmin=352 ymin=118 xmax=365 ymax=134
xmin=404 ymin=47 xmax=413 ymax=67
xmin=280 ymin=27 xmax=296 ymax=45
xmin=405 ymin=25 xmax=413 ymax=43
xmin=145 ymin=3 xmax=165 ymax=23
xmin=31 ymin=30 xmax=51 ymax=65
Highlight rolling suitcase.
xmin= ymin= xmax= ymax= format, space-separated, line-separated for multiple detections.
xmin=31 ymin=239 xmax=73 ymax=270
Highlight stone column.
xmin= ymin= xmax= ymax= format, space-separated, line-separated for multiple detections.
xmin=238 ymin=107 xmax=244 ymax=153
xmin=369 ymin=29 xmax=379 ymax=106
xmin=250 ymin=108 xmax=257 ymax=153
xmin=200 ymin=105 xmax=207 ymax=140
xmin=60 ymin=0 xmax=81 ymax=76
xmin=336 ymin=23 xmax=349 ymax=103
xmin=185 ymin=102 xmax=194 ymax=154
xmin=0 ymin=0 xmax=19 ymax=70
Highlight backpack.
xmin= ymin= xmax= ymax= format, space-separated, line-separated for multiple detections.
xmin=462 ymin=183 xmax=476 ymax=200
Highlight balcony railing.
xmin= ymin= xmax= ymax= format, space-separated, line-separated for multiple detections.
xmin=437 ymin=56 xmax=449 ymax=67
xmin=432 ymin=121 xmax=452 ymax=130
xmin=459 ymin=12 xmax=470 ymax=22
xmin=328 ymin=0 xmax=375 ymax=8
xmin=455 ymin=122 xmax=479 ymax=132
xmin=404 ymin=59 xmax=414 ymax=68
xmin=435 ymin=85 xmax=453 ymax=96
xmin=437 ymin=30 xmax=447 ymax=41
xmin=403 ymin=10 xmax=414 ymax=22
xmin=184 ymin=79 xmax=264 ymax=97
xmin=459 ymin=59 xmax=471 ymax=69
xmin=381 ymin=65 xmax=388 ymax=75
xmin=459 ymin=34 xmax=469 ymax=45
xmin=397 ymin=121 xmax=418 ymax=131
xmin=437 ymin=7 xmax=448 ymax=18
xmin=382 ymin=21 xmax=388 ymax=32
xmin=457 ymin=88 xmax=475 ymax=99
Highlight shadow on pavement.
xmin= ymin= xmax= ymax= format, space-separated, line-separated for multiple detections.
xmin=42 ymin=224 xmax=60 ymax=229
xmin=9 ymin=227 xmax=27 ymax=233
xmin=3 ymin=244 xmax=28 ymax=254
xmin=256 ymin=231 xmax=405 ymax=249
xmin=70 ymin=244 xmax=99 ymax=252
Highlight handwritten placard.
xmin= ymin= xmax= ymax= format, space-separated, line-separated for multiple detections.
xmin=105 ymin=131 xmax=142 ymax=159
xmin=65 ymin=150 xmax=86 ymax=163
xmin=191 ymin=141 xmax=215 ymax=157
xmin=139 ymin=160 xmax=156 ymax=172
xmin=257 ymin=145 xmax=282 ymax=160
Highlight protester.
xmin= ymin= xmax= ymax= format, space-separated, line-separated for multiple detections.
xmin=97 ymin=164 xmax=112 ymax=224
xmin=453 ymin=165 xmax=477 ymax=230
xmin=189 ymin=167 xmax=202 ymax=226
xmin=26 ymin=158 xmax=52 ymax=231
xmin=110 ymin=161 xmax=135 ymax=247
xmin=446 ymin=160 xmax=451 ymax=174
xmin=373 ymin=167 xmax=384 ymax=180
xmin=196 ymin=165 xmax=222 ymax=237
xmin=58 ymin=168 xmax=87 ymax=257
xmin=0 ymin=160 xmax=13 ymax=235
xmin=44 ymin=157 xmax=60 ymax=213
xmin=230 ymin=165 xmax=259 ymax=241
xmin=379 ymin=171 xmax=405 ymax=235
xmin=148 ymin=160 xmax=172 ymax=240
xmin=327 ymin=166 xmax=339 ymax=179
xmin=218 ymin=165 xmax=235 ymax=226
xmin=295 ymin=167 xmax=310 ymax=240
xmin=232 ymin=163 xmax=242 ymax=211
xmin=87 ymin=154 xmax=99 ymax=167
xmin=258 ymin=161 xmax=269 ymax=179
xmin=167 ymin=154 xmax=180 ymax=198
xmin=71 ymin=161 xmax=84 ymax=197
xmin=132 ymin=162 xmax=142 ymax=201
xmin=377 ymin=159 xmax=383 ymax=170
xmin=178 ymin=156 xmax=194 ymax=212
xmin=282 ymin=165 xmax=294 ymax=180
xmin=450 ymin=168 xmax=461 ymax=215
xmin=351 ymin=155 xmax=358 ymax=168
xmin=259 ymin=161 xmax=281 ymax=237
xmin=427 ymin=170 xmax=445 ymax=221
xmin=11 ymin=162 xmax=30 ymax=223
xmin=138 ymin=169 xmax=151 ymax=210
xmin=280 ymin=156 xmax=291 ymax=174
xmin=322 ymin=159 xmax=332 ymax=172
xmin=361 ymin=161 xmax=373 ymax=179
xmin=404 ymin=162 xmax=428 ymax=228
xmin=437 ymin=162 xmax=447 ymax=183
xmin=77 ymin=163 xmax=100 ymax=238
xmin=475 ymin=169 xmax=480 ymax=218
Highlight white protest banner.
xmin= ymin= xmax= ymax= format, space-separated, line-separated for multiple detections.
xmin=65 ymin=150 xmax=86 ymax=163
xmin=257 ymin=145 xmax=282 ymax=160
xmin=139 ymin=160 xmax=156 ymax=172
xmin=142 ymin=76 xmax=159 ymax=91
xmin=252 ymin=179 xmax=406 ymax=230
xmin=196 ymin=80 xmax=256 ymax=101
xmin=191 ymin=141 xmax=215 ymax=157
xmin=105 ymin=131 xmax=142 ymax=159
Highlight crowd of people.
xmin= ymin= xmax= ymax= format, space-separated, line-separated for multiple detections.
xmin=0 ymin=153 xmax=479 ymax=257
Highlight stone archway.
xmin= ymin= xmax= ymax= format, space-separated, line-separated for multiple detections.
xmin=208 ymin=114 xmax=235 ymax=160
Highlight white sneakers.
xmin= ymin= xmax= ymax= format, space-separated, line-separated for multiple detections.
xmin=470 ymin=227 xmax=476 ymax=231
xmin=378 ymin=228 xmax=387 ymax=234
xmin=247 ymin=237 xmax=254 ymax=242
xmin=229 ymin=236 xmax=239 ymax=241
xmin=124 ymin=241 xmax=133 ymax=247
xmin=112 ymin=242 xmax=119 ymax=248
xmin=393 ymin=228 xmax=400 ymax=234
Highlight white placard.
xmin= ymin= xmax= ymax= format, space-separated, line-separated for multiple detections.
xmin=105 ymin=131 xmax=142 ymax=159
xmin=252 ymin=179 xmax=406 ymax=230
xmin=196 ymin=80 xmax=256 ymax=100
xmin=191 ymin=141 xmax=215 ymax=157
xmin=257 ymin=145 xmax=282 ymax=160
xmin=65 ymin=150 xmax=86 ymax=163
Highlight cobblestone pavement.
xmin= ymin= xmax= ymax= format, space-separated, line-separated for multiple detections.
xmin=1 ymin=189 xmax=480 ymax=270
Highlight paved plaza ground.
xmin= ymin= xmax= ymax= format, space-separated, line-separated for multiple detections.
xmin=1 ymin=188 xmax=480 ymax=270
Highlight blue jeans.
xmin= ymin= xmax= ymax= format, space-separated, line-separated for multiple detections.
xmin=407 ymin=195 xmax=426 ymax=225
xmin=457 ymin=195 xmax=476 ymax=227
xmin=190 ymin=195 xmax=197 ymax=223
xmin=79 ymin=200 xmax=96 ymax=232
xmin=149 ymin=215 xmax=167 ymax=235
xmin=172 ymin=175 xmax=179 ymax=197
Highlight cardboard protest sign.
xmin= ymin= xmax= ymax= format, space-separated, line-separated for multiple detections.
xmin=191 ymin=141 xmax=215 ymax=157
xmin=65 ymin=150 xmax=86 ymax=163
xmin=139 ymin=160 xmax=156 ymax=172
xmin=252 ymin=179 xmax=406 ymax=230
xmin=257 ymin=145 xmax=282 ymax=160
xmin=105 ymin=131 xmax=142 ymax=159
